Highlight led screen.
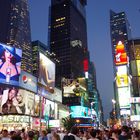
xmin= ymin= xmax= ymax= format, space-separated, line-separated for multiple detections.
xmin=62 ymin=78 xmax=86 ymax=97
xmin=136 ymin=60 xmax=140 ymax=76
xmin=0 ymin=43 xmax=22 ymax=85
xmin=116 ymin=75 xmax=128 ymax=87
xmin=116 ymin=65 xmax=127 ymax=75
xmin=118 ymin=87 xmax=130 ymax=108
xmin=131 ymin=103 xmax=140 ymax=115
xmin=114 ymin=41 xmax=128 ymax=65
xmin=70 ymin=106 xmax=91 ymax=118
xmin=0 ymin=87 xmax=34 ymax=115
xmin=39 ymin=52 xmax=55 ymax=93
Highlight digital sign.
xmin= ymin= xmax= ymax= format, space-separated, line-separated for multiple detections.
xmin=39 ymin=52 xmax=55 ymax=93
xmin=130 ymin=61 xmax=137 ymax=76
xmin=136 ymin=60 xmax=140 ymax=76
xmin=114 ymin=41 xmax=128 ymax=65
xmin=118 ymin=87 xmax=130 ymax=109
xmin=70 ymin=106 xmax=91 ymax=118
xmin=0 ymin=87 xmax=34 ymax=115
xmin=0 ymin=43 xmax=22 ymax=86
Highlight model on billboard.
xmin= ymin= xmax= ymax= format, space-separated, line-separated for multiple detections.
xmin=1 ymin=88 xmax=25 ymax=114
xmin=39 ymin=55 xmax=55 ymax=88
xmin=0 ymin=44 xmax=21 ymax=83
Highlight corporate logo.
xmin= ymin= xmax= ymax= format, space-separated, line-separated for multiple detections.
xmin=22 ymin=75 xmax=28 ymax=83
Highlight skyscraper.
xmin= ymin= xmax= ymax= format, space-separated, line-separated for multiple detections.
xmin=110 ymin=11 xmax=132 ymax=117
xmin=0 ymin=0 xmax=32 ymax=73
xmin=110 ymin=10 xmax=131 ymax=70
xmin=49 ymin=0 xmax=88 ymax=87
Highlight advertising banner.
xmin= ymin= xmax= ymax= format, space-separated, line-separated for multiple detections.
xmin=0 ymin=43 xmax=22 ymax=86
xmin=116 ymin=75 xmax=128 ymax=87
xmin=70 ymin=106 xmax=91 ymax=118
xmin=0 ymin=87 xmax=34 ymax=115
xmin=118 ymin=87 xmax=130 ymax=109
xmin=39 ymin=52 xmax=55 ymax=93
xmin=136 ymin=60 xmax=140 ymax=76
xmin=19 ymin=71 xmax=37 ymax=93
xmin=114 ymin=41 xmax=128 ymax=65
xmin=130 ymin=61 xmax=137 ymax=76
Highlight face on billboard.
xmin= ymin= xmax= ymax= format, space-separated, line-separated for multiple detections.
xmin=0 ymin=43 xmax=22 ymax=85
xmin=0 ymin=87 xmax=34 ymax=115
xmin=118 ymin=87 xmax=130 ymax=108
xmin=39 ymin=53 xmax=55 ymax=92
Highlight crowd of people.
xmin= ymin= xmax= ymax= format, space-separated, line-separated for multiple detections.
xmin=0 ymin=126 xmax=140 ymax=140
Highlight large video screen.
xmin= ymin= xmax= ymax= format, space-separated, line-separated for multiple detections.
xmin=118 ymin=87 xmax=130 ymax=109
xmin=0 ymin=43 xmax=22 ymax=85
xmin=0 ymin=87 xmax=34 ymax=115
xmin=39 ymin=53 xmax=55 ymax=92
xmin=62 ymin=78 xmax=86 ymax=97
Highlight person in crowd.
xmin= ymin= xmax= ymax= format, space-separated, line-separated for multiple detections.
xmin=0 ymin=44 xmax=21 ymax=82
xmin=67 ymin=127 xmax=81 ymax=140
xmin=132 ymin=130 xmax=140 ymax=140
xmin=38 ymin=130 xmax=48 ymax=140
xmin=52 ymin=132 xmax=60 ymax=140
xmin=1 ymin=129 xmax=11 ymax=140
xmin=118 ymin=126 xmax=129 ymax=140
xmin=58 ymin=130 xmax=66 ymax=140
xmin=34 ymin=131 xmax=39 ymax=140
xmin=20 ymin=128 xmax=27 ymax=140
xmin=2 ymin=88 xmax=18 ymax=114
xmin=27 ymin=131 xmax=34 ymax=140
xmin=88 ymin=129 xmax=99 ymax=140
xmin=79 ymin=130 xmax=84 ymax=139
xmin=109 ymin=130 xmax=119 ymax=140
xmin=47 ymin=129 xmax=53 ymax=140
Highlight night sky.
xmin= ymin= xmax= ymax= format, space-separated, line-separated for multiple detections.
xmin=28 ymin=0 xmax=140 ymax=120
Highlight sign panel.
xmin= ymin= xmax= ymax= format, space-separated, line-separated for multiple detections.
xmin=39 ymin=52 xmax=55 ymax=93
xmin=136 ymin=60 xmax=140 ymax=76
xmin=0 ymin=43 xmax=22 ymax=86
xmin=118 ymin=87 xmax=130 ymax=108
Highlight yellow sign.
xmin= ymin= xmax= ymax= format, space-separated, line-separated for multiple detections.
xmin=116 ymin=75 xmax=128 ymax=87
xmin=137 ymin=60 xmax=140 ymax=76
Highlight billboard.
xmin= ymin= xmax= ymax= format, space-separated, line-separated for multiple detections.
xmin=0 ymin=43 xmax=22 ymax=86
xmin=0 ymin=87 xmax=34 ymax=115
xmin=136 ymin=60 xmax=140 ymax=76
xmin=62 ymin=78 xmax=86 ymax=97
xmin=131 ymin=103 xmax=140 ymax=116
xmin=116 ymin=66 xmax=128 ymax=87
xmin=130 ymin=61 xmax=137 ymax=76
xmin=70 ymin=106 xmax=91 ymax=118
xmin=118 ymin=87 xmax=130 ymax=109
xmin=19 ymin=71 xmax=37 ymax=93
xmin=39 ymin=52 xmax=55 ymax=93
xmin=114 ymin=41 xmax=128 ymax=65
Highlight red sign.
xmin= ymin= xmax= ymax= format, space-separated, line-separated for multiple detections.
xmin=115 ymin=41 xmax=128 ymax=65
xmin=83 ymin=59 xmax=88 ymax=71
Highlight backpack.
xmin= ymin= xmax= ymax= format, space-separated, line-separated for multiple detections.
xmin=63 ymin=135 xmax=75 ymax=140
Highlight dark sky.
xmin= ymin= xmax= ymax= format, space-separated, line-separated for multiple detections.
xmin=28 ymin=0 xmax=140 ymax=120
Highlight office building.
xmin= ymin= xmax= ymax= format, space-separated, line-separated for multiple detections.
xmin=49 ymin=0 xmax=88 ymax=87
xmin=0 ymin=0 xmax=32 ymax=73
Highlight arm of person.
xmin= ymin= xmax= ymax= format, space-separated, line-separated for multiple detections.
xmin=45 ymin=69 xmax=54 ymax=84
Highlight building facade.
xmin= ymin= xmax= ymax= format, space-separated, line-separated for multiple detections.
xmin=0 ymin=0 xmax=32 ymax=73
xmin=49 ymin=0 xmax=88 ymax=87
xmin=110 ymin=11 xmax=132 ymax=118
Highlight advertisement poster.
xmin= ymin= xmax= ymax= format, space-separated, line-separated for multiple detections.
xmin=118 ymin=87 xmax=130 ymax=109
xmin=39 ymin=53 xmax=55 ymax=93
xmin=0 ymin=43 xmax=22 ymax=86
xmin=0 ymin=87 xmax=34 ymax=115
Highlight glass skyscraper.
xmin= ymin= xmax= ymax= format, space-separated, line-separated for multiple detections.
xmin=0 ymin=0 xmax=32 ymax=73
xmin=49 ymin=0 xmax=88 ymax=87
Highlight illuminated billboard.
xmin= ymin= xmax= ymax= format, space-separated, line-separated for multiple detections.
xmin=136 ymin=60 xmax=140 ymax=76
xmin=62 ymin=78 xmax=86 ymax=97
xmin=0 ymin=87 xmax=34 ymax=115
xmin=19 ymin=71 xmax=37 ymax=93
xmin=39 ymin=52 xmax=55 ymax=93
xmin=114 ymin=41 xmax=128 ymax=65
xmin=0 ymin=43 xmax=22 ymax=86
xmin=118 ymin=87 xmax=130 ymax=108
xmin=70 ymin=106 xmax=91 ymax=118
xmin=116 ymin=65 xmax=128 ymax=87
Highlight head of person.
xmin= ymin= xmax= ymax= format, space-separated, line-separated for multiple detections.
xmin=1 ymin=46 xmax=20 ymax=64
xmin=79 ymin=130 xmax=84 ymax=137
xmin=52 ymin=133 xmax=60 ymax=140
xmin=89 ymin=129 xmax=97 ymax=139
xmin=8 ymin=88 xmax=18 ymax=100
xmin=121 ymin=126 xmax=129 ymax=134
xmin=27 ymin=131 xmax=34 ymax=140
xmin=70 ymin=127 xmax=79 ymax=135
xmin=2 ymin=129 xmax=8 ymax=137
xmin=16 ymin=92 xmax=23 ymax=103
xmin=41 ymin=130 xmax=47 ymax=137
